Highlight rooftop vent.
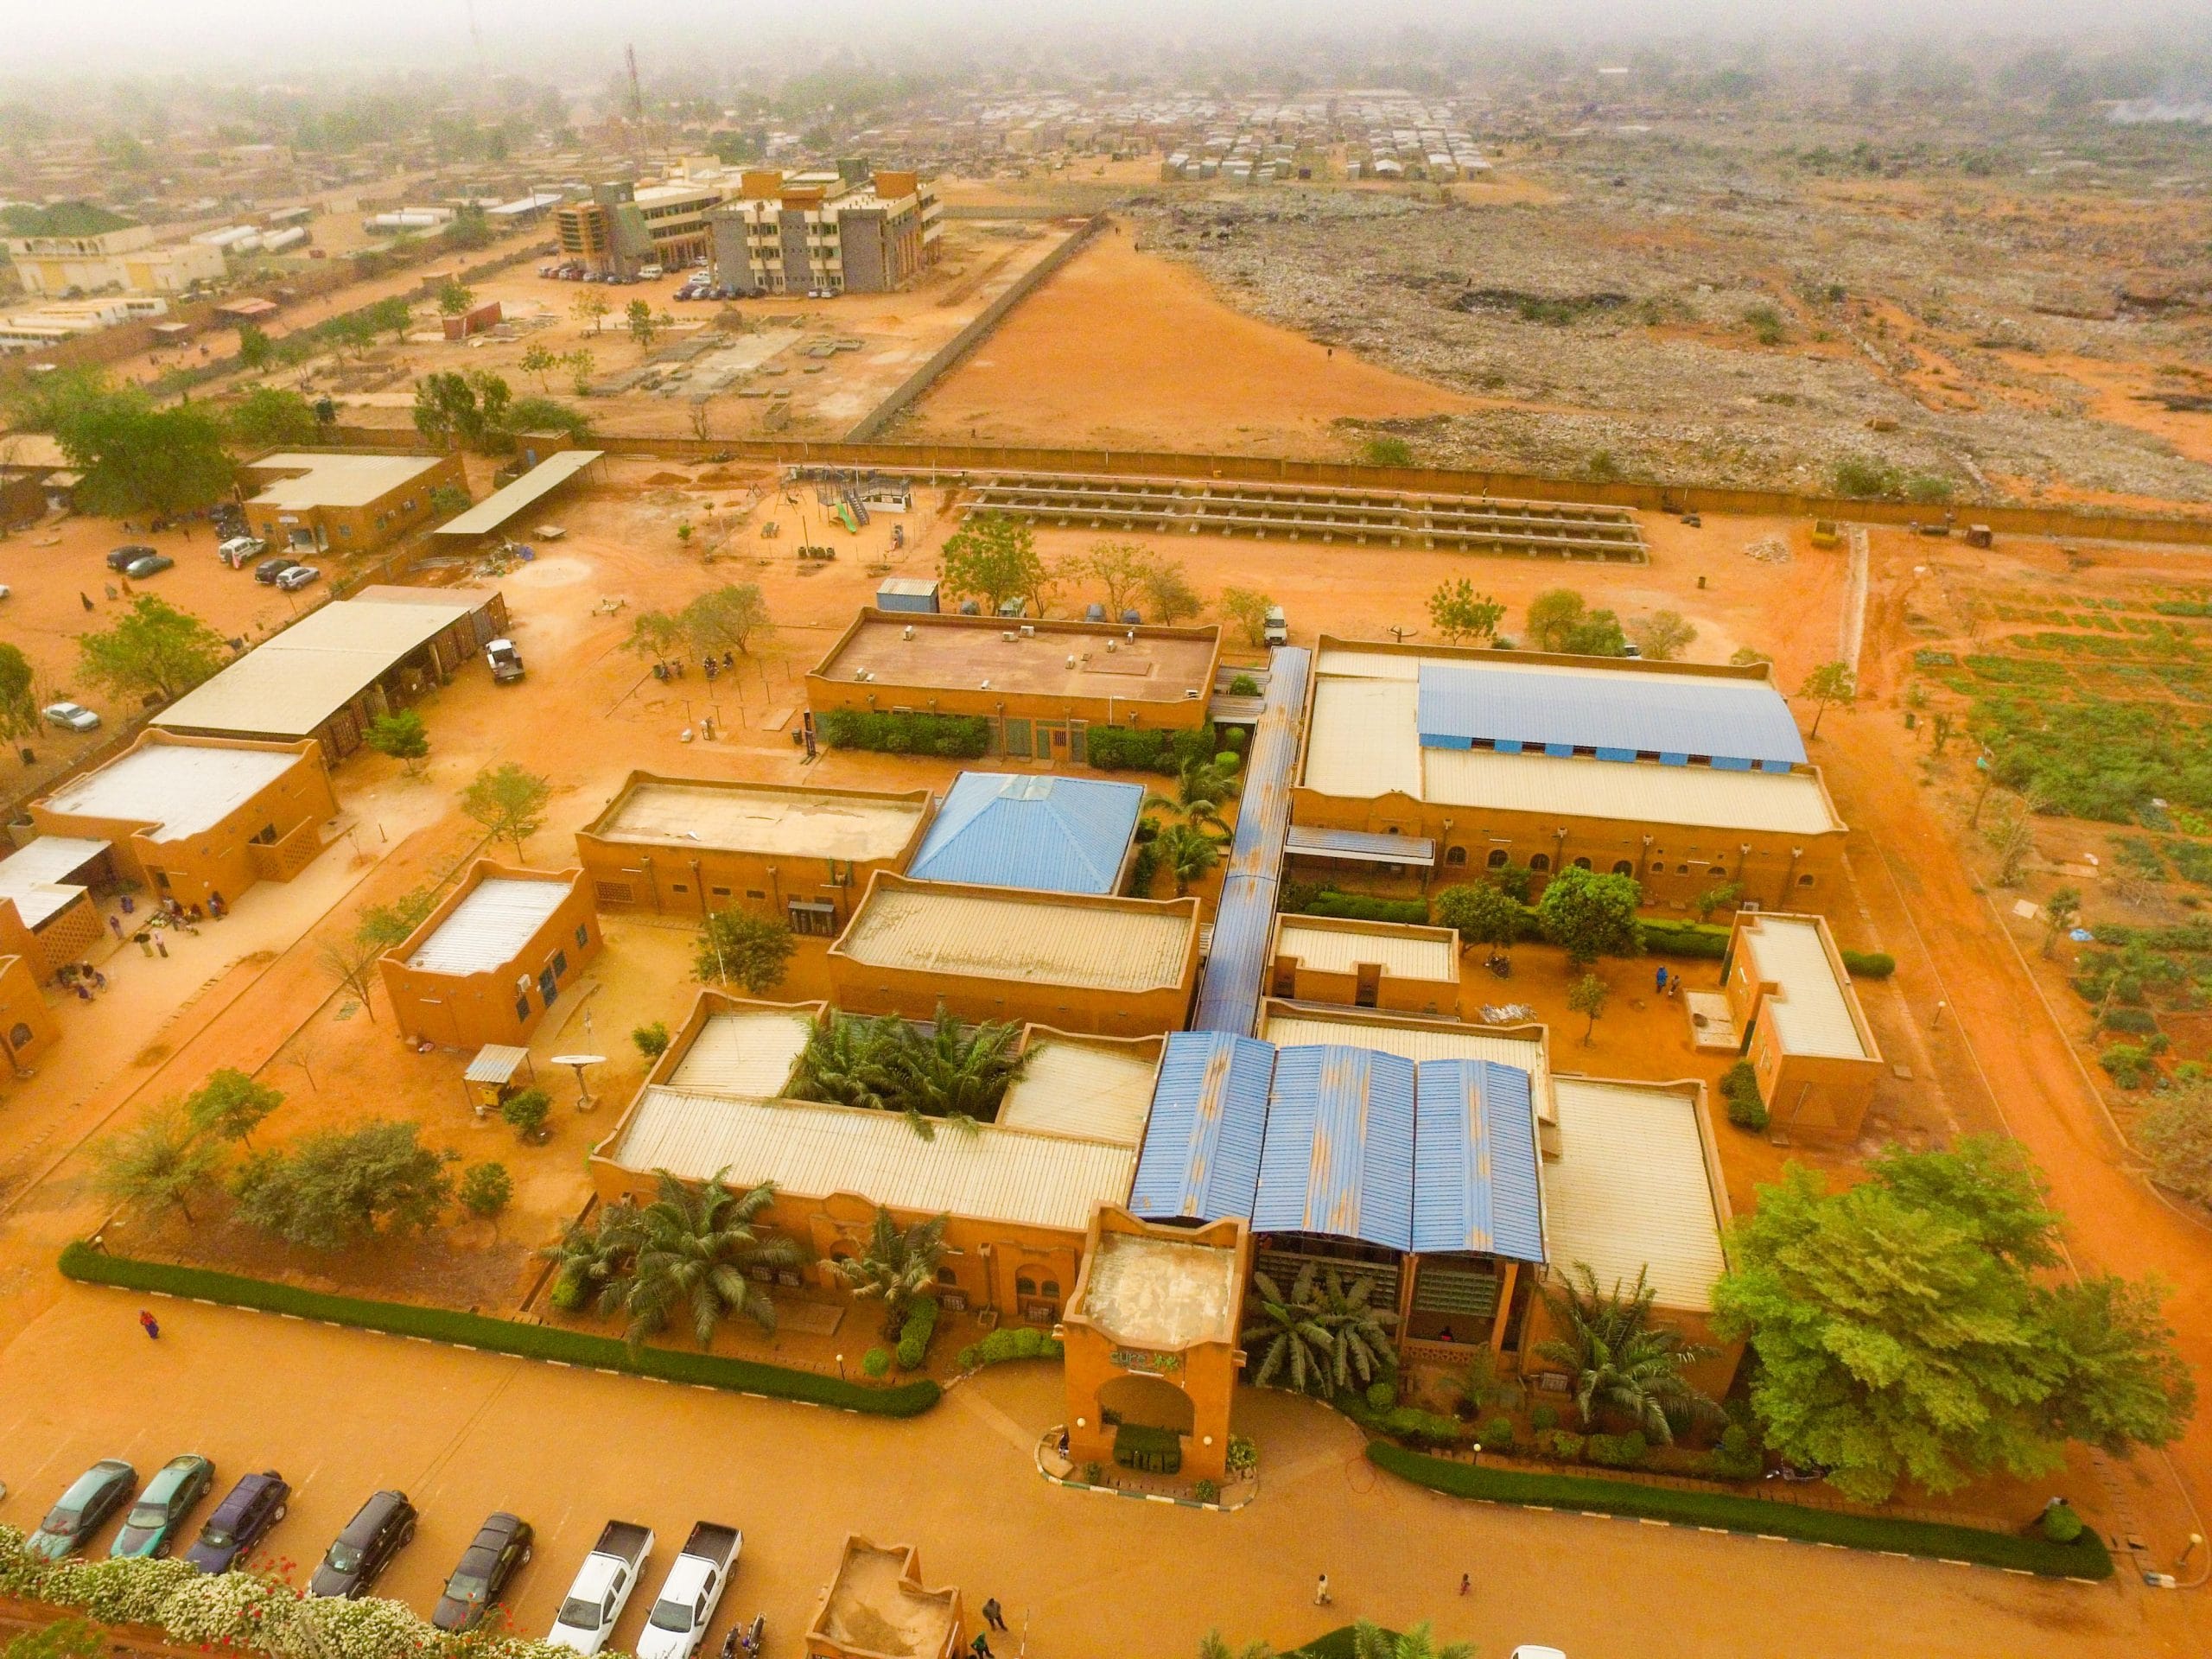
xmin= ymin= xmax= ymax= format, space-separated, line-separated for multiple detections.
xmin=1065 ymin=654 xmax=1076 ymax=669
xmin=1020 ymin=624 xmax=1036 ymax=638
xmin=1002 ymin=630 xmax=1017 ymax=643
xmin=979 ymin=678 xmax=992 ymax=690
xmin=1106 ymin=639 xmax=1118 ymax=653
xmin=1184 ymin=688 xmax=1200 ymax=699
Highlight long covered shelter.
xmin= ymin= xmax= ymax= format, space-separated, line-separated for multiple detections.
xmin=429 ymin=449 xmax=606 ymax=539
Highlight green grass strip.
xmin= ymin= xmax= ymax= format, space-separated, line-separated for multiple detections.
xmin=60 ymin=1241 xmax=940 ymax=1417
xmin=1365 ymin=1442 xmax=2112 ymax=1580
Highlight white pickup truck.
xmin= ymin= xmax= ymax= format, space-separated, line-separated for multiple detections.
xmin=634 ymin=1522 xmax=742 ymax=1659
xmin=547 ymin=1521 xmax=654 ymax=1656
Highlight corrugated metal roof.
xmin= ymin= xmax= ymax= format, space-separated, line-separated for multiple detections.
xmin=1415 ymin=660 xmax=1805 ymax=769
xmin=906 ymin=772 xmax=1143 ymax=894
xmin=0 ymin=836 xmax=108 ymax=929
xmin=406 ymin=877 xmax=570 ymax=976
xmin=1738 ymin=916 xmax=1868 ymax=1059
xmin=838 ymin=885 xmax=1195 ymax=992
xmin=430 ymin=450 xmax=603 ymax=537
xmin=1421 ymin=747 xmax=1840 ymax=836
xmin=463 ymin=1044 xmax=531 ymax=1084
xmin=1128 ymin=1030 xmax=1274 ymax=1223
xmin=1301 ymin=675 xmax=1422 ymax=798
xmin=1545 ymin=1078 xmax=1726 ymax=1313
xmin=1414 ymin=1059 xmax=1545 ymax=1261
xmin=597 ymin=780 xmax=925 ymax=861
xmin=1276 ymin=919 xmax=1458 ymax=982
xmin=996 ymin=1037 xmax=1160 ymax=1146
xmin=40 ymin=742 xmax=300 ymax=842
xmin=1252 ymin=1044 xmax=1415 ymax=1250
xmin=248 ymin=453 xmax=448 ymax=510
xmin=1284 ymin=825 xmax=1436 ymax=866
xmin=609 ymin=1085 xmax=1135 ymax=1232
xmin=1192 ymin=645 xmax=1309 ymax=1036
xmin=667 ymin=1009 xmax=814 ymax=1096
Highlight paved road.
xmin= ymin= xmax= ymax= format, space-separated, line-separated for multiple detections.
xmin=0 ymin=1286 xmax=2192 ymax=1659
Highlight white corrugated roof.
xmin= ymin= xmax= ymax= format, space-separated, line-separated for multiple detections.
xmin=40 ymin=743 xmax=300 ymax=842
xmin=431 ymin=450 xmax=604 ymax=537
xmin=839 ymin=887 xmax=1194 ymax=992
xmin=1545 ymin=1078 xmax=1726 ymax=1313
xmin=608 ymin=1086 xmax=1136 ymax=1232
xmin=1276 ymin=919 xmax=1457 ymax=982
xmin=0 ymin=836 xmax=108 ymax=930
xmin=1302 ymin=676 xmax=1422 ymax=798
xmin=406 ymin=877 xmax=570 ymax=976
xmin=248 ymin=453 xmax=448 ymax=510
xmin=997 ymin=1038 xmax=1160 ymax=1146
xmin=667 ymin=1009 xmax=813 ymax=1096
xmin=1422 ymin=747 xmax=1840 ymax=836
xmin=1739 ymin=917 xmax=1868 ymax=1059
xmin=598 ymin=781 xmax=925 ymax=861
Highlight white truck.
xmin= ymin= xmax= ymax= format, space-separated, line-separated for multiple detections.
xmin=634 ymin=1522 xmax=742 ymax=1659
xmin=547 ymin=1521 xmax=654 ymax=1655
xmin=486 ymin=639 xmax=525 ymax=684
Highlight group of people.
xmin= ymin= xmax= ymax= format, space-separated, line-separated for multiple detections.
xmin=56 ymin=960 xmax=107 ymax=1001
xmin=1654 ymin=964 xmax=1683 ymax=1000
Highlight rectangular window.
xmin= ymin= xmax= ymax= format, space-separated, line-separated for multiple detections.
xmin=1002 ymin=717 xmax=1033 ymax=759
xmin=551 ymin=949 xmax=569 ymax=977
xmin=575 ymin=923 xmax=590 ymax=947
xmin=515 ymin=995 xmax=531 ymax=1023
xmin=745 ymin=888 xmax=765 ymax=900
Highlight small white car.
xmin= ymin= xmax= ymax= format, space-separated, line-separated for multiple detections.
xmin=43 ymin=702 xmax=100 ymax=733
xmin=275 ymin=565 xmax=322 ymax=591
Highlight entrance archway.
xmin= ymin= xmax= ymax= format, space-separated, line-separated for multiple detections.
xmin=1098 ymin=1371 xmax=1194 ymax=1434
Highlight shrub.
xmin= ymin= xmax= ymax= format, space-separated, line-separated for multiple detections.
xmin=817 ymin=708 xmax=991 ymax=759
xmin=1086 ymin=722 xmax=1220 ymax=775
xmin=2099 ymin=1043 xmax=2157 ymax=1089
xmin=1229 ymin=674 xmax=1261 ymax=696
xmin=1841 ymin=950 xmax=1897 ymax=977
xmin=1479 ymin=1414 xmax=1516 ymax=1451
xmin=1382 ymin=1407 xmax=1466 ymax=1449
xmin=1366 ymin=1378 xmax=1398 ymax=1410
xmin=1721 ymin=1061 xmax=1769 ymax=1131
xmin=632 ymin=1021 xmax=671 ymax=1059
xmin=1530 ymin=1402 xmax=1561 ymax=1433
xmin=967 ymin=1325 xmax=1063 ymax=1368
xmin=1640 ymin=919 xmax=1731 ymax=959
xmin=861 ymin=1346 xmax=891 ymax=1377
xmin=1704 ymin=1423 xmax=1762 ymax=1480
xmin=1083 ymin=1461 xmax=1106 ymax=1484
xmin=2042 ymin=1502 xmax=2085 ymax=1544
xmin=1225 ymin=1433 xmax=1259 ymax=1478
xmin=1222 ymin=726 xmax=1248 ymax=752
xmin=1192 ymin=1477 xmax=1220 ymax=1503
xmin=1011 ymin=1325 xmax=1046 ymax=1357
xmin=500 ymin=1087 xmax=552 ymax=1142
xmin=899 ymin=1295 xmax=940 ymax=1364
xmin=1585 ymin=1431 xmax=1649 ymax=1469
xmin=2101 ymin=1007 xmax=2160 ymax=1034
xmin=896 ymin=1334 xmax=925 ymax=1369
xmin=1544 ymin=1430 xmax=1586 ymax=1460
xmin=1301 ymin=892 xmax=1432 ymax=925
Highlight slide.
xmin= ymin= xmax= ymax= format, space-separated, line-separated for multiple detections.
xmin=835 ymin=502 xmax=860 ymax=534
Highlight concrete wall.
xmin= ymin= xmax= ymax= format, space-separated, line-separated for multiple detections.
xmin=378 ymin=861 xmax=601 ymax=1049
xmin=0 ymin=953 xmax=60 ymax=1068
xmin=1265 ymin=915 xmax=1460 ymax=1015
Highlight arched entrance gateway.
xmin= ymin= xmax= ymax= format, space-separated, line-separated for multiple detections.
xmin=1060 ymin=1208 xmax=1249 ymax=1484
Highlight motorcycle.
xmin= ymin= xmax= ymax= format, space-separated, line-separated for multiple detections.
xmin=1484 ymin=953 xmax=1514 ymax=980
xmin=738 ymin=1614 xmax=766 ymax=1658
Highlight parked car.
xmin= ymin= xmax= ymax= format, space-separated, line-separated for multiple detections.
xmin=219 ymin=536 xmax=267 ymax=568
xmin=42 ymin=701 xmax=100 ymax=733
xmin=124 ymin=553 xmax=175 ymax=579
xmin=433 ymin=1512 xmax=535 ymax=1632
xmin=184 ymin=1470 xmax=290 ymax=1573
xmin=275 ymin=564 xmax=321 ymax=592
xmin=106 ymin=543 xmax=156 ymax=572
xmin=110 ymin=1454 xmax=216 ymax=1559
xmin=25 ymin=1460 xmax=137 ymax=1560
xmin=547 ymin=1520 xmax=654 ymax=1655
xmin=308 ymin=1491 xmax=417 ymax=1599
xmin=635 ymin=1522 xmax=741 ymax=1659
xmin=253 ymin=556 xmax=300 ymax=584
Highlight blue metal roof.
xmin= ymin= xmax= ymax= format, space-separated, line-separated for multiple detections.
xmin=1414 ymin=660 xmax=1806 ymax=770
xmin=1253 ymin=1045 xmax=1415 ymax=1250
xmin=1192 ymin=646 xmax=1311 ymax=1036
xmin=1128 ymin=1030 xmax=1275 ymax=1224
xmin=906 ymin=772 xmax=1144 ymax=894
xmin=1413 ymin=1059 xmax=1546 ymax=1262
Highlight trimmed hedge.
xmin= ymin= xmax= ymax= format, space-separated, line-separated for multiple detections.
xmin=1641 ymin=918 xmax=1732 ymax=959
xmin=1303 ymin=892 xmax=1432 ymax=926
xmin=896 ymin=1295 xmax=939 ymax=1370
xmin=1841 ymin=950 xmax=1897 ymax=978
xmin=817 ymin=708 xmax=990 ymax=759
xmin=1366 ymin=1442 xmax=2113 ymax=1579
xmin=955 ymin=1324 xmax=1064 ymax=1370
xmin=1084 ymin=722 xmax=1221 ymax=776
xmin=60 ymin=1242 xmax=941 ymax=1416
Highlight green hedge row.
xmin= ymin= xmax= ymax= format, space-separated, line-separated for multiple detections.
xmin=60 ymin=1242 xmax=941 ymax=1417
xmin=1302 ymin=892 xmax=1433 ymax=926
xmin=1841 ymin=950 xmax=1896 ymax=978
xmin=1365 ymin=1442 xmax=2113 ymax=1580
xmin=1085 ymin=722 xmax=1221 ymax=776
xmin=1642 ymin=918 xmax=1731 ymax=959
xmin=817 ymin=708 xmax=991 ymax=758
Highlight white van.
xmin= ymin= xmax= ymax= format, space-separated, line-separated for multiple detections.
xmin=638 ymin=263 xmax=663 ymax=280
xmin=218 ymin=535 xmax=266 ymax=569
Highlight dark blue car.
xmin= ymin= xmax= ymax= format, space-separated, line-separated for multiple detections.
xmin=183 ymin=1471 xmax=291 ymax=1573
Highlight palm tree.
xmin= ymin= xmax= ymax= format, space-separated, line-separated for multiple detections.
xmin=1533 ymin=1262 xmax=1719 ymax=1443
xmin=1353 ymin=1621 xmax=1474 ymax=1659
xmin=788 ymin=1010 xmax=900 ymax=1112
xmin=1156 ymin=822 xmax=1222 ymax=895
xmin=882 ymin=1005 xmax=1027 ymax=1138
xmin=595 ymin=1171 xmax=802 ymax=1349
xmin=1147 ymin=757 xmax=1240 ymax=836
xmin=1241 ymin=1262 xmax=1400 ymax=1395
xmin=834 ymin=1207 xmax=949 ymax=1336
xmin=1198 ymin=1636 xmax=1274 ymax=1659
xmin=541 ymin=1198 xmax=637 ymax=1311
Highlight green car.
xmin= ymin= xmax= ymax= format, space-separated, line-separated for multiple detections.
xmin=110 ymin=1454 xmax=216 ymax=1559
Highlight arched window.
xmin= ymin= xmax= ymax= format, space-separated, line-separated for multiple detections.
xmin=1573 ymin=856 xmax=1592 ymax=871
xmin=1799 ymin=873 xmax=1816 ymax=887
xmin=1611 ymin=860 xmax=1633 ymax=875
xmin=1041 ymin=1279 xmax=1060 ymax=1299
xmin=937 ymin=1266 xmax=957 ymax=1284
xmin=1529 ymin=854 xmax=1552 ymax=873
xmin=1446 ymin=845 xmax=1468 ymax=868
xmin=1649 ymin=861 xmax=1666 ymax=874
xmin=1485 ymin=849 xmax=1510 ymax=869
xmin=6 ymin=1023 xmax=28 ymax=1051
xmin=1708 ymin=865 xmax=1728 ymax=880
xmin=1677 ymin=863 xmax=1692 ymax=874
xmin=1016 ymin=1274 xmax=1037 ymax=1297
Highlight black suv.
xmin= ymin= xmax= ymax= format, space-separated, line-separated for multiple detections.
xmin=308 ymin=1491 xmax=417 ymax=1599
xmin=106 ymin=544 xmax=156 ymax=572
xmin=184 ymin=1471 xmax=290 ymax=1573
xmin=432 ymin=1512 xmax=534 ymax=1631
xmin=253 ymin=556 xmax=300 ymax=585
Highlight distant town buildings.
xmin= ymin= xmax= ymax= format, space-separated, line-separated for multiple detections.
xmin=1 ymin=201 xmax=226 ymax=297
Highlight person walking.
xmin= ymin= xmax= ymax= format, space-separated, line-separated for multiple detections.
xmin=969 ymin=1631 xmax=992 ymax=1659
xmin=1314 ymin=1573 xmax=1332 ymax=1606
xmin=1459 ymin=1572 xmax=1471 ymax=1596
xmin=79 ymin=592 xmax=95 ymax=613
xmin=981 ymin=1599 xmax=1007 ymax=1633
xmin=137 ymin=1310 xmax=160 ymax=1340
xmin=1654 ymin=965 xmax=1669 ymax=995
xmin=108 ymin=914 xmax=124 ymax=939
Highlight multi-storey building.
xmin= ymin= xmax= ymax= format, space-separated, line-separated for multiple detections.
xmin=706 ymin=160 xmax=941 ymax=296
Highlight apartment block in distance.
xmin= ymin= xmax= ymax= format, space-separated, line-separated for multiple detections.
xmin=556 ymin=180 xmax=723 ymax=276
xmin=2 ymin=202 xmax=226 ymax=297
xmin=708 ymin=159 xmax=942 ymax=296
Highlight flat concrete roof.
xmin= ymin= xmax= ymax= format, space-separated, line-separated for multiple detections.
xmin=838 ymin=880 xmax=1197 ymax=994
xmin=0 ymin=836 xmax=108 ymax=930
xmin=1737 ymin=914 xmax=1871 ymax=1060
xmin=246 ymin=452 xmax=448 ymax=511
xmin=1079 ymin=1229 xmax=1242 ymax=1350
xmin=592 ymin=779 xmax=927 ymax=863
xmin=40 ymin=741 xmax=301 ymax=842
xmin=1274 ymin=917 xmax=1458 ymax=983
xmin=815 ymin=612 xmax=1218 ymax=706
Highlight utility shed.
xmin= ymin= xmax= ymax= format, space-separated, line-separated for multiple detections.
xmin=905 ymin=772 xmax=1143 ymax=894
xmin=1723 ymin=911 xmax=1884 ymax=1144
xmin=1268 ymin=914 xmax=1459 ymax=1015
xmin=378 ymin=861 xmax=601 ymax=1048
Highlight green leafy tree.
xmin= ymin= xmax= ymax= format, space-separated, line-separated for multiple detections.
xmin=315 ymin=886 xmax=436 ymax=1021
xmin=520 ymin=341 xmax=561 ymax=391
xmin=1432 ymin=881 xmax=1523 ymax=959
xmin=632 ymin=1020 xmax=672 ymax=1060
xmin=57 ymin=393 xmax=235 ymax=520
xmin=2041 ymin=886 xmax=2082 ymax=957
xmin=460 ymin=1160 xmax=512 ymax=1228
xmin=1729 ymin=645 xmax=1773 ymax=667
xmin=1536 ymin=865 xmax=1644 ymax=969
xmin=1427 ymin=579 xmax=1505 ymax=645
xmin=592 ymin=1169 xmax=801 ymax=1347
xmin=1218 ymin=587 xmax=1275 ymax=646
xmin=1535 ymin=1263 xmax=1718 ymax=1441
xmin=429 ymin=481 xmax=472 ymax=516
xmin=0 ymin=642 xmax=38 ymax=746
xmin=1692 ymin=880 xmax=1743 ymax=923
xmin=1156 ymin=821 xmax=1221 ymax=894
xmin=938 ymin=512 xmax=1043 ymax=614
xmin=1799 ymin=660 xmax=1857 ymax=738
xmin=459 ymin=761 xmax=551 ymax=860
xmin=435 ymin=279 xmax=475 ymax=315
xmin=1142 ymin=558 xmax=1202 ymax=624
xmin=1241 ymin=1261 xmax=1399 ymax=1395
xmin=2139 ymin=1080 xmax=2212 ymax=1210
xmin=92 ymin=1108 xmax=224 ymax=1224
xmin=78 ymin=595 xmax=228 ymax=703
xmin=834 ymin=1207 xmax=950 ymax=1334
xmin=183 ymin=1067 xmax=283 ymax=1147
xmin=231 ymin=1121 xmax=455 ymax=1249
xmin=500 ymin=1086 xmax=552 ymax=1143
xmin=506 ymin=395 xmax=594 ymax=443
xmin=566 ymin=348 xmax=597 ymax=394
xmin=3 ymin=364 xmax=112 ymax=432
xmin=1524 ymin=588 xmax=1629 ymax=657
xmin=1713 ymin=1138 xmax=2196 ymax=1502
xmin=572 ymin=291 xmax=610 ymax=333
xmin=412 ymin=368 xmax=514 ymax=453
xmin=365 ymin=709 xmax=429 ymax=775
xmin=696 ymin=907 xmax=796 ymax=995
xmin=626 ymin=607 xmax=685 ymax=665
xmin=235 ymin=322 xmax=275 ymax=372
xmin=1147 ymin=757 xmax=1240 ymax=836
xmin=625 ymin=298 xmax=665 ymax=351
xmin=1630 ymin=609 xmax=1697 ymax=661
xmin=1084 ymin=540 xmax=1154 ymax=615
xmin=1567 ymin=971 xmax=1610 ymax=1044
xmin=677 ymin=582 xmax=772 ymax=657
xmin=224 ymin=385 xmax=320 ymax=449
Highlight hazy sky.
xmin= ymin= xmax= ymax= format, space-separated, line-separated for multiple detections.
xmin=7 ymin=1 xmax=2202 ymax=74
